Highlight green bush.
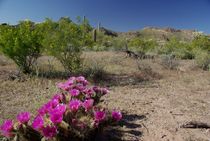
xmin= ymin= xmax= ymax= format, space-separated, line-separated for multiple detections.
xmin=128 ymin=38 xmax=157 ymax=54
xmin=0 ymin=21 xmax=42 ymax=73
xmin=92 ymin=31 xmax=113 ymax=50
xmin=191 ymin=35 xmax=210 ymax=52
xmin=194 ymin=49 xmax=210 ymax=70
xmin=41 ymin=17 xmax=92 ymax=73
xmin=110 ymin=38 xmax=127 ymax=51
xmin=160 ymin=37 xmax=194 ymax=59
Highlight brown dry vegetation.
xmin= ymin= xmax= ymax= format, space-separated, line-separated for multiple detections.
xmin=1 ymin=51 xmax=210 ymax=141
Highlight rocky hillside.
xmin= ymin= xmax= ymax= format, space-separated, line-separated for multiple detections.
xmin=101 ymin=26 xmax=204 ymax=44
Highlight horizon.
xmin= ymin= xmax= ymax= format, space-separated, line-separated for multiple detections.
xmin=0 ymin=0 xmax=210 ymax=34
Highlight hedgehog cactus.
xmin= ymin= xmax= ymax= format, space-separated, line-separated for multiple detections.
xmin=0 ymin=76 xmax=122 ymax=141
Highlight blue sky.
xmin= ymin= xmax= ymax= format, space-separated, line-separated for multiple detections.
xmin=0 ymin=0 xmax=210 ymax=33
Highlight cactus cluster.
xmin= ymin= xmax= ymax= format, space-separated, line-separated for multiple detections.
xmin=0 ymin=76 xmax=122 ymax=141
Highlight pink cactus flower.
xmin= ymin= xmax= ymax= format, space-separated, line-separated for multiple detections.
xmin=76 ymin=76 xmax=85 ymax=82
xmin=94 ymin=111 xmax=106 ymax=122
xmin=82 ymin=80 xmax=88 ymax=86
xmin=75 ymin=83 xmax=86 ymax=91
xmin=38 ymin=105 xmax=47 ymax=116
xmin=0 ymin=120 xmax=14 ymax=137
xmin=66 ymin=79 xmax=74 ymax=85
xmin=102 ymin=88 xmax=109 ymax=95
xmin=70 ymin=89 xmax=80 ymax=96
xmin=50 ymin=99 xmax=59 ymax=108
xmin=53 ymin=104 xmax=66 ymax=114
xmin=112 ymin=111 xmax=122 ymax=121
xmin=52 ymin=93 xmax=63 ymax=102
xmin=46 ymin=99 xmax=59 ymax=111
xmin=32 ymin=115 xmax=44 ymax=130
xmin=92 ymin=86 xmax=102 ymax=94
xmin=92 ymin=86 xmax=99 ymax=91
xmin=57 ymin=82 xmax=70 ymax=91
xmin=83 ymin=99 xmax=94 ymax=111
xmin=68 ymin=76 xmax=76 ymax=82
xmin=49 ymin=104 xmax=66 ymax=124
xmin=16 ymin=112 xmax=31 ymax=124
xmin=83 ymin=88 xmax=94 ymax=98
xmin=42 ymin=125 xmax=57 ymax=139
xmin=93 ymin=87 xmax=109 ymax=95
xmin=49 ymin=113 xmax=63 ymax=124
xmin=69 ymin=99 xmax=81 ymax=112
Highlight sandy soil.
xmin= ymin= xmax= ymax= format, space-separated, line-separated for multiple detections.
xmin=0 ymin=52 xmax=210 ymax=141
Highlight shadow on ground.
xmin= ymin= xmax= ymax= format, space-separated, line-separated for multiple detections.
xmin=91 ymin=72 xmax=161 ymax=87
xmin=96 ymin=113 xmax=146 ymax=141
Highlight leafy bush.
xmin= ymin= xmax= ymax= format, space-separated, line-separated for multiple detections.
xmin=110 ymin=38 xmax=127 ymax=51
xmin=0 ymin=76 xmax=122 ymax=141
xmin=0 ymin=21 xmax=42 ymax=73
xmin=92 ymin=31 xmax=113 ymax=51
xmin=160 ymin=37 xmax=194 ymax=59
xmin=194 ymin=49 xmax=210 ymax=70
xmin=41 ymin=18 xmax=92 ymax=73
xmin=128 ymin=38 xmax=157 ymax=53
xmin=191 ymin=35 xmax=210 ymax=52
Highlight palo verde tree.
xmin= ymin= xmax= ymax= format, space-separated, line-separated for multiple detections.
xmin=0 ymin=21 xmax=42 ymax=73
xmin=41 ymin=17 xmax=92 ymax=73
xmin=191 ymin=35 xmax=210 ymax=52
xmin=128 ymin=37 xmax=157 ymax=53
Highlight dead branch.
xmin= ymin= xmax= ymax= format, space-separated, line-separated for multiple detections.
xmin=180 ymin=121 xmax=210 ymax=129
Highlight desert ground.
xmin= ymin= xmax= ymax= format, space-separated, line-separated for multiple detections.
xmin=0 ymin=51 xmax=210 ymax=141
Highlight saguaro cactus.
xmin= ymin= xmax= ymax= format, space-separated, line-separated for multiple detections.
xmin=93 ymin=29 xmax=97 ymax=42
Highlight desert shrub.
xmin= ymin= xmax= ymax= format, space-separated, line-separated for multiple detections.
xmin=128 ymin=38 xmax=157 ymax=54
xmin=90 ymin=45 xmax=108 ymax=51
xmin=110 ymin=38 xmax=127 ymax=51
xmin=191 ymin=35 xmax=210 ymax=52
xmin=41 ymin=17 xmax=92 ymax=73
xmin=160 ymin=54 xmax=179 ymax=70
xmin=194 ymin=49 xmax=210 ymax=70
xmin=0 ymin=76 xmax=122 ymax=141
xmin=0 ymin=21 xmax=42 ymax=73
xmin=92 ymin=37 xmax=126 ymax=51
xmin=82 ymin=60 xmax=107 ymax=82
xmin=160 ymin=37 xmax=194 ymax=59
xmin=136 ymin=59 xmax=152 ymax=72
xmin=92 ymin=31 xmax=113 ymax=51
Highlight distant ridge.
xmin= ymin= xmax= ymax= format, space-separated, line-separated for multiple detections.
xmin=100 ymin=26 xmax=204 ymax=44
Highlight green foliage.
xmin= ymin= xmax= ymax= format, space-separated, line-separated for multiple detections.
xmin=111 ymin=38 xmax=127 ymax=51
xmin=0 ymin=21 xmax=42 ymax=73
xmin=191 ymin=35 xmax=210 ymax=52
xmin=128 ymin=38 xmax=157 ymax=53
xmin=194 ymin=48 xmax=210 ymax=70
xmin=95 ymin=31 xmax=112 ymax=47
xmin=160 ymin=37 xmax=194 ymax=59
xmin=41 ymin=17 xmax=92 ymax=73
xmin=191 ymin=35 xmax=210 ymax=70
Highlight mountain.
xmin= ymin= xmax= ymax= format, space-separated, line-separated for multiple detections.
xmin=101 ymin=26 xmax=204 ymax=44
